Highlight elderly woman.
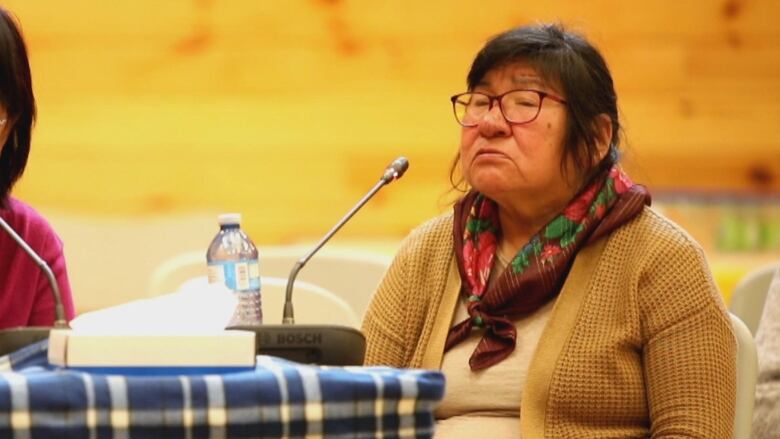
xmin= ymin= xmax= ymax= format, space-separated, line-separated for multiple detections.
xmin=0 ymin=7 xmax=75 ymax=327
xmin=362 ymin=24 xmax=736 ymax=438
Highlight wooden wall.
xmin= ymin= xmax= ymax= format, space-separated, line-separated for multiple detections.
xmin=6 ymin=0 xmax=780 ymax=246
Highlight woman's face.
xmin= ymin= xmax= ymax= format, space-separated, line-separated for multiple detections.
xmin=459 ymin=62 xmax=575 ymax=204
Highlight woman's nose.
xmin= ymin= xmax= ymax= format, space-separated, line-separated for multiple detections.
xmin=477 ymin=104 xmax=511 ymax=138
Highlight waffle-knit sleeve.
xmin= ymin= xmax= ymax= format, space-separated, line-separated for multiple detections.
xmin=362 ymin=235 xmax=413 ymax=367
xmin=639 ymin=228 xmax=736 ymax=438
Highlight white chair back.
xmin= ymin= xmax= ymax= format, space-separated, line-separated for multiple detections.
xmin=147 ymin=251 xmax=208 ymax=297
xmin=258 ymin=245 xmax=391 ymax=320
xmin=177 ymin=276 xmax=360 ymax=327
xmin=730 ymin=264 xmax=780 ymax=335
xmin=729 ymin=312 xmax=758 ymax=439
xmin=148 ymin=245 xmax=391 ymax=320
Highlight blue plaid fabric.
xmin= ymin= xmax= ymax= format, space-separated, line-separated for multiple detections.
xmin=0 ymin=341 xmax=445 ymax=438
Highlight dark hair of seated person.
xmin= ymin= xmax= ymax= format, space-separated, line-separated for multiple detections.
xmin=0 ymin=6 xmax=36 ymax=205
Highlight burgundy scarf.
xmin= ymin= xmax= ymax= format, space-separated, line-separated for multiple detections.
xmin=446 ymin=166 xmax=651 ymax=370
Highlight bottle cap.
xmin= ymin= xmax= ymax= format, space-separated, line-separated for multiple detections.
xmin=218 ymin=213 xmax=242 ymax=226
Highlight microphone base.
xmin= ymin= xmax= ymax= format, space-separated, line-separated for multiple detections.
xmin=0 ymin=327 xmax=52 ymax=357
xmin=226 ymin=324 xmax=365 ymax=366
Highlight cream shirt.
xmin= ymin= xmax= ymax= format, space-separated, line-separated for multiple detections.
xmin=434 ymin=249 xmax=554 ymax=438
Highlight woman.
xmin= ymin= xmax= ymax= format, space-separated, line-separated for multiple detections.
xmin=362 ymin=24 xmax=736 ymax=437
xmin=0 ymin=7 xmax=75 ymax=328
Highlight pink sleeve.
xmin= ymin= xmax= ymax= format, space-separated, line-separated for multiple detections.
xmin=28 ymin=230 xmax=75 ymax=326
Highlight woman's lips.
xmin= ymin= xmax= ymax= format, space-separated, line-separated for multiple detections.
xmin=474 ymin=149 xmax=509 ymax=160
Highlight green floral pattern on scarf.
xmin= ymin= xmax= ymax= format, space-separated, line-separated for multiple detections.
xmin=461 ymin=166 xmax=634 ymax=298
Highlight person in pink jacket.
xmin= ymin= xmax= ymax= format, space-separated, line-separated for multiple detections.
xmin=0 ymin=6 xmax=75 ymax=328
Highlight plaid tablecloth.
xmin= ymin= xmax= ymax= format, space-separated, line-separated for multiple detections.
xmin=0 ymin=341 xmax=444 ymax=439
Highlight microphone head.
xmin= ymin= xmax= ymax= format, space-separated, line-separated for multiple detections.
xmin=381 ymin=156 xmax=409 ymax=183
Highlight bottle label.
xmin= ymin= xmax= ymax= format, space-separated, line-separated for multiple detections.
xmin=207 ymin=260 xmax=261 ymax=292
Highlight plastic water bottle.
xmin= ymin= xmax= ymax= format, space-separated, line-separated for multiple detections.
xmin=206 ymin=213 xmax=262 ymax=326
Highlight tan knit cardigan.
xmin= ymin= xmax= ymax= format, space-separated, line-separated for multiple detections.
xmin=362 ymin=207 xmax=736 ymax=438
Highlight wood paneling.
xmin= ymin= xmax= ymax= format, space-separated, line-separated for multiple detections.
xmin=4 ymin=0 xmax=779 ymax=245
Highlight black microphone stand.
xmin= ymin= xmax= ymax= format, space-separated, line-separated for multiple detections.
xmin=228 ymin=157 xmax=408 ymax=365
xmin=284 ymin=178 xmax=388 ymax=324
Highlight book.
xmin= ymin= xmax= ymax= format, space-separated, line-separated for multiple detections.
xmin=48 ymin=329 xmax=256 ymax=375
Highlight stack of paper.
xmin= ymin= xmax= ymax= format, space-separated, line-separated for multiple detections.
xmin=48 ymin=282 xmax=256 ymax=374
xmin=48 ymin=329 xmax=255 ymax=374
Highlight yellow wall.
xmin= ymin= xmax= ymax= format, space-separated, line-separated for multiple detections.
xmin=3 ymin=1 xmax=779 ymax=309
xmin=8 ymin=0 xmax=780 ymax=240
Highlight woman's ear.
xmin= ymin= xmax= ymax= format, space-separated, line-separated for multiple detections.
xmin=592 ymin=113 xmax=613 ymax=164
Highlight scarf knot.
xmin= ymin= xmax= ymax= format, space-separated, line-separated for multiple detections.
xmin=467 ymin=301 xmax=490 ymax=328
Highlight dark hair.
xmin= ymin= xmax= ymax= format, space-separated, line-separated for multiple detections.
xmin=0 ymin=7 xmax=35 ymax=203
xmin=450 ymin=23 xmax=619 ymax=189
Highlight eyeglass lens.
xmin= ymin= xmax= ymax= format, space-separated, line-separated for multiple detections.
xmin=453 ymin=91 xmax=542 ymax=125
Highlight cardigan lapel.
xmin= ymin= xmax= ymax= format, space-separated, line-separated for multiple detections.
xmin=520 ymin=237 xmax=609 ymax=438
xmin=416 ymin=229 xmax=609 ymax=437
xmin=421 ymin=254 xmax=463 ymax=370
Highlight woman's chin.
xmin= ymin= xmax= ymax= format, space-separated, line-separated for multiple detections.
xmin=467 ymin=176 xmax=517 ymax=198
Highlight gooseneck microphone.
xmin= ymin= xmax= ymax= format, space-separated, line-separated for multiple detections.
xmin=282 ymin=156 xmax=408 ymax=324
xmin=0 ymin=215 xmax=70 ymax=356
xmin=227 ymin=156 xmax=408 ymax=365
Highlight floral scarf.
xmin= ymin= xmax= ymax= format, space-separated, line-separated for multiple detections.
xmin=447 ymin=165 xmax=651 ymax=371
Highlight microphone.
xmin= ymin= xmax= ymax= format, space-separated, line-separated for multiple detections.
xmin=283 ymin=156 xmax=408 ymax=324
xmin=0 ymin=215 xmax=70 ymax=356
xmin=228 ymin=156 xmax=409 ymax=365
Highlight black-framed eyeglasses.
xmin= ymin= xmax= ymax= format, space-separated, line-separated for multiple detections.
xmin=449 ymin=89 xmax=567 ymax=127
